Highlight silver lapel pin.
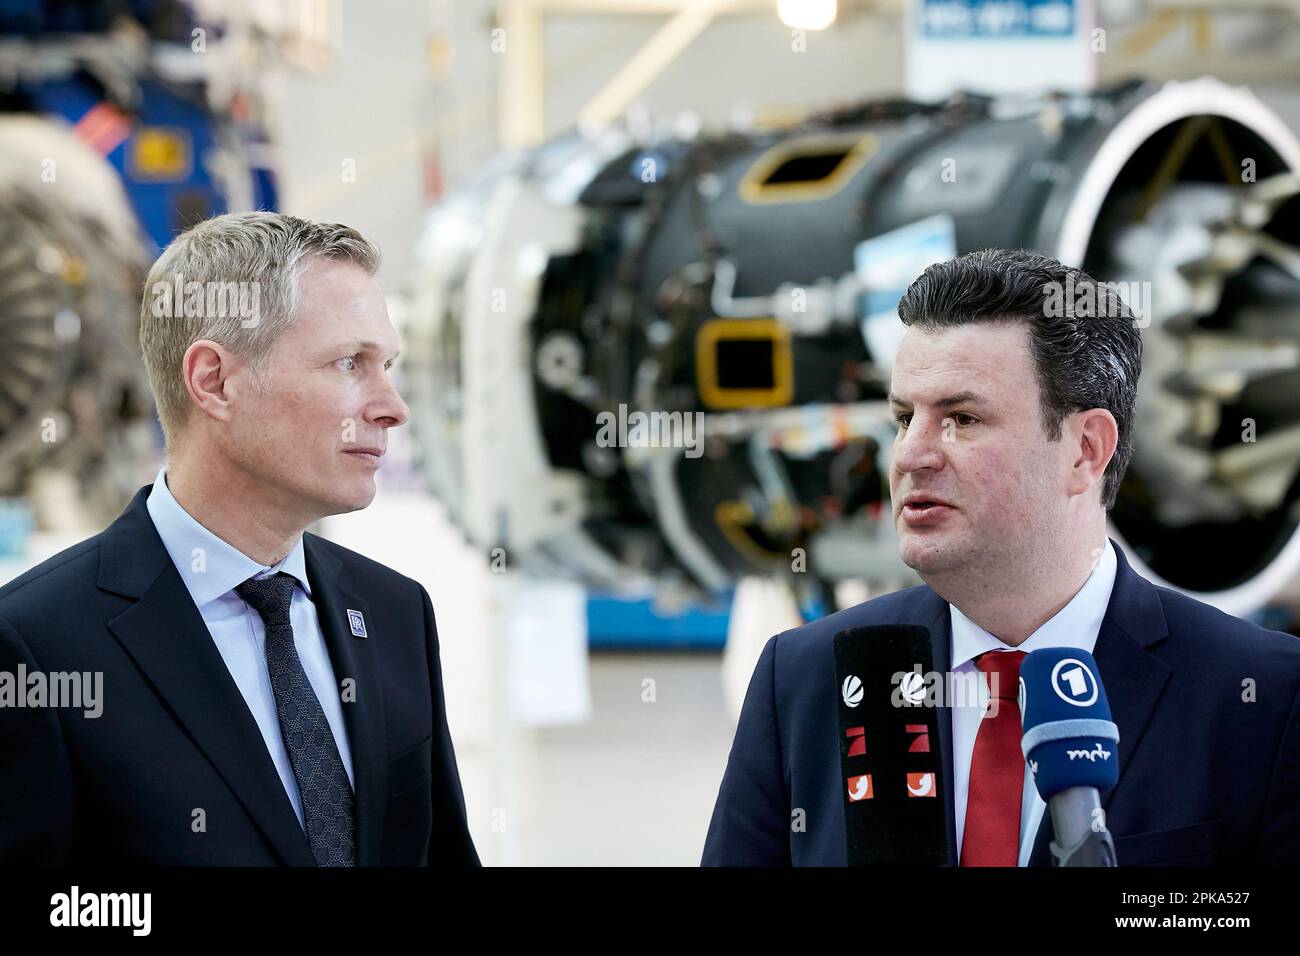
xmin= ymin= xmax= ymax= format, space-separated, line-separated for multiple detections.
xmin=346 ymin=609 xmax=368 ymax=639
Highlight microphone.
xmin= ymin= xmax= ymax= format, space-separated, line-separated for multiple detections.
xmin=1019 ymin=648 xmax=1120 ymax=866
xmin=833 ymin=625 xmax=948 ymax=865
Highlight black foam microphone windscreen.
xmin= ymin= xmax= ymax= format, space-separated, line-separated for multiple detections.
xmin=834 ymin=625 xmax=948 ymax=865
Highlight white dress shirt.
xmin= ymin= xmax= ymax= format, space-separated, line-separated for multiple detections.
xmin=949 ymin=536 xmax=1117 ymax=866
xmin=145 ymin=466 xmax=355 ymax=831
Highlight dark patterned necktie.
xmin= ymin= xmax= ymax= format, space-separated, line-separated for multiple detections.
xmin=236 ymin=572 xmax=356 ymax=866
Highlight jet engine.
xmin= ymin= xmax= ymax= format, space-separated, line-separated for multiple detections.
xmin=408 ymin=77 xmax=1300 ymax=617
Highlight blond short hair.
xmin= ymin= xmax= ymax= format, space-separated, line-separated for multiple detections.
xmin=139 ymin=211 xmax=380 ymax=450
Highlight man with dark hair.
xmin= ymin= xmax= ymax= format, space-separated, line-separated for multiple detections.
xmin=703 ymin=248 xmax=1300 ymax=866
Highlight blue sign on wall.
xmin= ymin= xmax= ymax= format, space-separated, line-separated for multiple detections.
xmin=918 ymin=0 xmax=1075 ymax=38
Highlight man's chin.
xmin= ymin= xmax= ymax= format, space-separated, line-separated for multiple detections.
xmin=340 ymin=485 xmax=378 ymax=513
xmin=313 ymin=481 xmax=377 ymax=518
xmin=898 ymin=533 xmax=958 ymax=574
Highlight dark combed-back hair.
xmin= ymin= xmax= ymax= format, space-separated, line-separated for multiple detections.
xmin=896 ymin=248 xmax=1142 ymax=511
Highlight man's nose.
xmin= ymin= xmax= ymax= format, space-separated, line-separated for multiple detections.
xmin=892 ymin=414 xmax=948 ymax=474
xmin=369 ymin=374 xmax=409 ymax=428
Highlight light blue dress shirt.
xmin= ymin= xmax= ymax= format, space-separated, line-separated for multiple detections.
xmin=949 ymin=536 xmax=1118 ymax=866
xmin=146 ymin=466 xmax=356 ymax=831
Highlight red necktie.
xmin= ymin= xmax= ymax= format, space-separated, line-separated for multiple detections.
xmin=960 ymin=650 xmax=1027 ymax=867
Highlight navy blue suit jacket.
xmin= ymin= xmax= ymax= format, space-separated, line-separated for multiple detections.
xmin=703 ymin=538 xmax=1300 ymax=866
xmin=0 ymin=486 xmax=479 ymax=866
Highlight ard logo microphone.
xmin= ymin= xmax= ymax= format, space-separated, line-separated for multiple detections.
xmin=1020 ymin=648 xmax=1120 ymax=867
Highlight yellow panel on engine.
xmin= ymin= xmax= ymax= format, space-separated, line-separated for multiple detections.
xmin=696 ymin=317 xmax=794 ymax=409
xmin=738 ymin=133 xmax=878 ymax=205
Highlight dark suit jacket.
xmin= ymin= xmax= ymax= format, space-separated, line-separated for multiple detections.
xmin=703 ymin=537 xmax=1300 ymax=866
xmin=0 ymin=485 xmax=480 ymax=866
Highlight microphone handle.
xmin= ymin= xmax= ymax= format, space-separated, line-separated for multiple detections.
xmin=1048 ymin=786 xmax=1117 ymax=867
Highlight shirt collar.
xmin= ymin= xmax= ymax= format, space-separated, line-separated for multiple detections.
xmin=949 ymin=536 xmax=1117 ymax=669
xmin=145 ymin=466 xmax=311 ymax=609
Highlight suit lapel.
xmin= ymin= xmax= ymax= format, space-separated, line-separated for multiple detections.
xmin=1026 ymin=537 xmax=1173 ymax=866
xmin=100 ymin=488 xmax=316 ymax=866
xmin=303 ymin=534 xmax=388 ymax=867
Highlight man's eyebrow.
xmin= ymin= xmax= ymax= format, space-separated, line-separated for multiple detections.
xmin=888 ymin=391 xmax=988 ymax=409
xmin=336 ymin=340 xmax=401 ymax=360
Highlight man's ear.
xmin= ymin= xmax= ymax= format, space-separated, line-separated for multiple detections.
xmin=181 ymin=339 xmax=237 ymax=425
xmin=1069 ymin=408 xmax=1119 ymax=498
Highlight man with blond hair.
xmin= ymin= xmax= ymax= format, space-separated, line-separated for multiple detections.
xmin=0 ymin=212 xmax=480 ymax=866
